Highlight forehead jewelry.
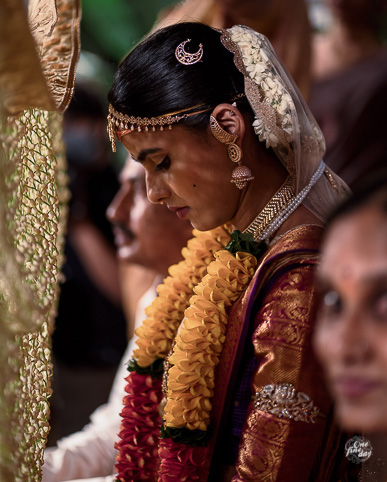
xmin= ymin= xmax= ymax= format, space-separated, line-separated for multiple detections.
xmin=175 ymin=39 xmax=203 ymax=65
xmin=107 ymin=103 xmax=212 ymax=152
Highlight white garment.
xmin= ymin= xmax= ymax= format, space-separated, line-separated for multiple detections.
xmin=42 ymin=285 xmax=158 ymax=482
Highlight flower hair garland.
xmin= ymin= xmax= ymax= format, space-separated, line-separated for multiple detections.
xmin=226 ymin=26 xmax=295 ymax=150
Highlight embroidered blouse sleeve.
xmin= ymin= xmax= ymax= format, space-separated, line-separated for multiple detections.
xmin=232 ymin=263 xmax=337 ymax=481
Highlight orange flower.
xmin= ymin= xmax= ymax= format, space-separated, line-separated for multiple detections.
xmin=163 ymin=250 xmax=258 ymax=431
xmin=133 ymin=225 xmax=231 ymax=367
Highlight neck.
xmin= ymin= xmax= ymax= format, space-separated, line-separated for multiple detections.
xmin=230 ymin=143 xmax=288 ymax=233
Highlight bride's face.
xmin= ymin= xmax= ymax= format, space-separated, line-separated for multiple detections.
xmin=120 ymin=125 xmax=242 ymax=231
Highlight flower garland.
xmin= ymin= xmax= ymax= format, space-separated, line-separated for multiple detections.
xmin=132 ymin=225 xmax=232 ymax=369
xmin=114 ymin=225 xmax=232 ymax=481
xmin=162 ymin=250 xmax=258 ymax=433
xmin=157 ymin=247 xmax=260 ymax=481
xmin=114 ymin=226 xmax=265 ymax=482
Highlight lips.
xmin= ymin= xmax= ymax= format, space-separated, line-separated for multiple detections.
xmin=112 ymin=225 xmax=134 ymax=246
xmin=333 ymin=377 xmax=382 ymax=398
xmin=168 ymin=206 xmax=190 ymax=219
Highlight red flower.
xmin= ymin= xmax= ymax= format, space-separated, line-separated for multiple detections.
xmin=158 ymin=439 xmax=209 ymax=481
xmin=115 ymin=372 xmax=163 ymax=481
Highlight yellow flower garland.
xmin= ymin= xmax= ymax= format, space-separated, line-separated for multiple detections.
xmin=164 ymin=249 xmax=258 ymax=431
xmin=133 ymin=225 xmax=232 ymax=367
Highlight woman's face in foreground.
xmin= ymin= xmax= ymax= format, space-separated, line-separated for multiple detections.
xmin=120 ymin=125 xmax=242 ymax=231
xmin=313 ymin=206 xmax=387 ymax=432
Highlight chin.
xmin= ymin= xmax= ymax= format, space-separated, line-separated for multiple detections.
xmin=190 ymin=217 xmax=224 ymax=232
xmin=117 ymin=243 xmax=138 ymax=262
xmin=335 ymin=402 xmax=387 ymax=433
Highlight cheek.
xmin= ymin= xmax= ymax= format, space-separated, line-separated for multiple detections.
xmin=130 ymin=200 xmax=148 ymax=233
xmin=313 ymin=320 xmax=337 ymax=368
xmin=375 ymin=337 xmax=387 ymax=373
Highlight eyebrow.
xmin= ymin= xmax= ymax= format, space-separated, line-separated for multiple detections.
xmin=315 ymin=271 xmax=387 ymax=290
xmin=132 ymin=147 xmax=162 ymax=163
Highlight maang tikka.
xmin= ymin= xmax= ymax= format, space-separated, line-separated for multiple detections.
xmin=209 ymin=115 xmax=254 ymax=189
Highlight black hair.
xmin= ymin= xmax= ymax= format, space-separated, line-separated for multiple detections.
xmin=325 ymin=169 xmax=387 ymax=229
xmin=108 ymin=22 xmax=252 ymax=131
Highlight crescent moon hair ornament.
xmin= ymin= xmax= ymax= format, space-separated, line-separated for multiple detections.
xmin=175 ymin=39 xmax=204 ymax=65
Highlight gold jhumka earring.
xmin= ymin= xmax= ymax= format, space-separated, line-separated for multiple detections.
xmin=209 ymin=115 xmax=254 ymax=189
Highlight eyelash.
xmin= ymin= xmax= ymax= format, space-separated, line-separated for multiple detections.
xmin=156 ymin=156 xmax=171 ymax=171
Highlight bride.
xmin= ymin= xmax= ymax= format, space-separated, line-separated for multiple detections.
xmin=107 ymin=21 xmax=352 ymax=481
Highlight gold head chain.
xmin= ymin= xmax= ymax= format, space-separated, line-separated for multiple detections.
xmin=107 ymin=93 xmax=245 ymax=152
xmin=107 ymin=103 xmax=212 ymax=152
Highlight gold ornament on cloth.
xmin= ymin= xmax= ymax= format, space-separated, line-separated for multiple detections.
xmin=253 ymin=383 xmax=320 ymax=423
xmin=209 ymin=115 xmax=254 ymax=189
xmin=175 ymin=38 xmax=203 ymax=65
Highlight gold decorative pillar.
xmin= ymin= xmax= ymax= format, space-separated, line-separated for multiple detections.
xmin=0 ymin=1 xmax=80 ymax=480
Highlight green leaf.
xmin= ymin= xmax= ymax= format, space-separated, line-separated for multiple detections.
xmin=127 ymin=357 xmax=164 ymax=378
xmin=225 ymin=230 xmax=267 ymax=258
xmin=161 ymin=425 xmax=208 ymax=446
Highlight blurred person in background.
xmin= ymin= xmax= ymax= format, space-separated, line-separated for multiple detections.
xmin=42 ymin=158 xmax=193 ymax=481
xmin=309 ymin=0 xmax=387 ymax=191
xmin=313 ymin=172 xmax=387 ymax=481
xmin=48 ymin=81 xmax=128 ymax=446
xmin=154 ymin=0 xmax=312 ymax=98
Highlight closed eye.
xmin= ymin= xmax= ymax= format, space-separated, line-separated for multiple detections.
xmin=156 ymin=155 xmax=171 ymax=171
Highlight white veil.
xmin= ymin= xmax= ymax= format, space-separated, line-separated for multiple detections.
xmin=221 ymin=25 xmax=350 ymax=221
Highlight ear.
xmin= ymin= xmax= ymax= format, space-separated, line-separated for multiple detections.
xmin=210 ymin=103 xmax=246 ymax=145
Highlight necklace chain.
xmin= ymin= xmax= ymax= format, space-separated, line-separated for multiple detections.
xmin=242 ymin=176 xmax=295 ymax=241
xmin=243 ymin=161 xmax=326 ymax=243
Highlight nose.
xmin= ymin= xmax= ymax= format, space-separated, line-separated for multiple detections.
xmin=146 ymin=172 xmax=170 ymax=205
xmin=106 ymin=184 xmax=132 ymax=225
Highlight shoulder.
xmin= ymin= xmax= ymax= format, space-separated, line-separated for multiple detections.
xmin=262 ymin=224 xmax=323 ymax=267
xmin=240 ymin=224 xmax=323 ymax=314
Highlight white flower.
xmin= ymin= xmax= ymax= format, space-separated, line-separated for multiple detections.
xmin=229 ymin=27 xmax=295 ymax=149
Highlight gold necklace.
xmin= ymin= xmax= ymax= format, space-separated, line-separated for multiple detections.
xmin=243 ymin=176 xmax=295 ymax=241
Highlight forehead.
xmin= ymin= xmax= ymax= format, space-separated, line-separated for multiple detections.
xmin=319 ymin=207 xmax=387 ymax=279
xmin=120 ymin=125 xmax=199 ymax=159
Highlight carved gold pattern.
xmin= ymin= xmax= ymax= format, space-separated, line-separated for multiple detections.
xmin=175 ymin=39 xmax=204 ymax=65
xmin=236 ymin=412 xmax=290 ymax=481
xmin=232 ymin=226 xmax=331 ymax=479
xmin=253 ymin=383 xmax=320 ymax=423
